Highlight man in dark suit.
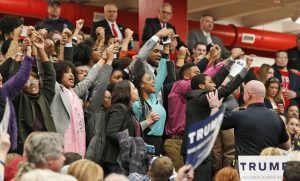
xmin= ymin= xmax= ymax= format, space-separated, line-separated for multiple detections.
xmin=90 ymin=3 xmax=125 ymax=41
xmin=142 ymin=3 xmax=185 ymax=49
xmin=187 ymin=15 xmax=230 ymax=59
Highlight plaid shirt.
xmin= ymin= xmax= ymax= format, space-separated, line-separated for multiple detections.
xmin=128 ymin=173 xmax=151 ymax=181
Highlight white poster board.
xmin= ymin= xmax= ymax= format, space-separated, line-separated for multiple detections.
xmin=238 ymin=156 xmax=288 ymax=181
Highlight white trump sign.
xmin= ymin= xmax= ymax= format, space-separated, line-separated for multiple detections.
xmin=238 ymin=156 xmax=288 ymax=181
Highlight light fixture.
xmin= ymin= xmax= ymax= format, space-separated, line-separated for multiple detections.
xmin=273 ymin=0 xmax=281 ymax=4
xmin=296 ymin=17 xmax=300 ymax=24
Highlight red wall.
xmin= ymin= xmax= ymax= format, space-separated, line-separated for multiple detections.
xmin=0 ymin=0 xmax=296 ymax=57
xmin=188 ymin=20 xmax=297 ymax=57
xmin=165 ymin=0 xmax=188 ymax=42
xmin=0 ymin=0 xmax=138 ymax=37
xmin=138 ymin=0 xmax=188 ymax=44
xmin=138 ymin=0 xmax=164 ymax=44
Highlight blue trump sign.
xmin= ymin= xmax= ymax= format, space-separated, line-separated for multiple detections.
xmin=186 ymin=106 xmax=225 ymax=168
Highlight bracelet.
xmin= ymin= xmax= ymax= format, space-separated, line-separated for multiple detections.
xmin=0 ymin=160 xmax=5 ymax=166
xmin=16 ymin=53 xmax=24 ymax=56
xmin=210 ymin=105 xmax=219 ymax=109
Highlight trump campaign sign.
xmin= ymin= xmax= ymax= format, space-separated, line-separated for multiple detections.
xmin=186 ymin=106 xmax=225 ymax=168
xmin=238 ymin=156 xmax=288 ymax=181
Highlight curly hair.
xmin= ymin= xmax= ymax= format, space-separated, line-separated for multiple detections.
xmin=0 ymin=16 xmax=22 ymax=37
xmin=53 ymin=61 xmax=76 ymax=83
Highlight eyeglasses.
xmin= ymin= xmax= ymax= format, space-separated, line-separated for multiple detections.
xmin=25 ymin=79 xmax=39 ymax=86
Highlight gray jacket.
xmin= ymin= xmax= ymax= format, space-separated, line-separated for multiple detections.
xmin=85 ymin=64 xmax=112 ymax=161
xmin=50 ymin=63 xmax=101 ymax=136
xmin=187 ymin=30 xmax=231 ymax=59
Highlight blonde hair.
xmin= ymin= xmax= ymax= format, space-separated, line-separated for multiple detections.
xmin=147 ymin=156 xmax=174 ymax=181
xmin=289 ymin=151 xmax=300 ymax=161
xmin=214 ymin=167 xmax=240 ymax=181
xmin=260 ymin=147 xmax=282 ymax=156
xmin=68 ymin=159 xmax=103 ymax=181
xmin=257 ymin=64 xmax=272 ymax=84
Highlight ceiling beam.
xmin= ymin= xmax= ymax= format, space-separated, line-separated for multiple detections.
xmin=242 ymin=8 xmax=298 ymax=27
xmin=188 ymin=0 xmax=240 ymax=13
xmin=76 ymin=0 xmax=138 ymax=9
xmin=199 ymin=2 xmax=281 ymax=21
xmin=281 ymin=21 xmax=300 ymax=33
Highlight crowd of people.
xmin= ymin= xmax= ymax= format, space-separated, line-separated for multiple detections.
xmin=0 ymin=0 xmax=300 ymax=180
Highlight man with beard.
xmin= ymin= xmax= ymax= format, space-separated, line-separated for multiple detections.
xmin=272 ymin=50 xmax=300 ymax=109
xmin=287 ymin=104 xmax=299 ymax=119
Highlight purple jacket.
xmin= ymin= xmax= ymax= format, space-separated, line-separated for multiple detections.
xmin=0 ymin=56 xmax=33 ymax=149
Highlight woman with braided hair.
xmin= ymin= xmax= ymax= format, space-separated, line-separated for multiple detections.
xmin=131 ymin=59 xmax=165 ymax=155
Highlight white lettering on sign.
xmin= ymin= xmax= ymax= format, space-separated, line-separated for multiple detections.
xmin=188 ymin=112 xmax=223 ymax=144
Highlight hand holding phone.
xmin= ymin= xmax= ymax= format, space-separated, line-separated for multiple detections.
xmin=277 ymin=103 xmax=284 ymax=114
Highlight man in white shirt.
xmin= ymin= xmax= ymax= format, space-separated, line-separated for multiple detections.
xmin=90 ymin=3 xmax=126 ymax=41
